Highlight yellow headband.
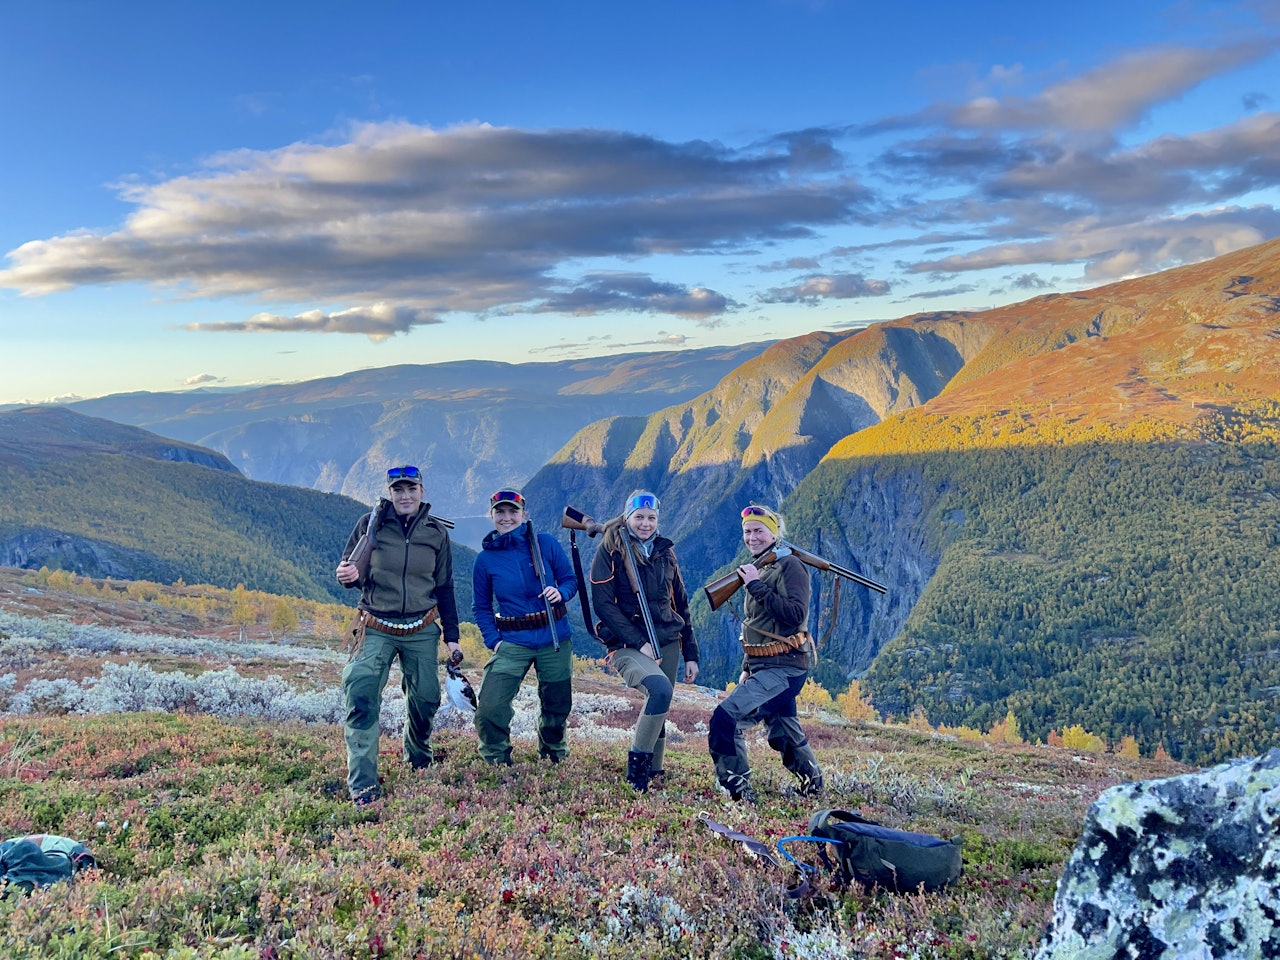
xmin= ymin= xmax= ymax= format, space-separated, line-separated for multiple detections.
xmin=741 ymin=504 xmax=780 ymax=537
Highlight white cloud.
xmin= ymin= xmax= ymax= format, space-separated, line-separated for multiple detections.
xmin=0 ymin=122 xmax=868 ymax=330
xmin=183 ymin=303 xmax=442 ymax=340
xmin=759 ymin=273 xmax=891 ymax=303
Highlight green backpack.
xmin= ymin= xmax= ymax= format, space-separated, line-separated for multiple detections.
xmin=1 ymin=834 xmax=97 ymax=895
xmin=780 ymin=809 xmax=963 ymax=893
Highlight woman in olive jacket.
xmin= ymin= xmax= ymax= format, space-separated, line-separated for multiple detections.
xmin=707 ymin=503 xmax=822 ymax=804
xmin=589 ymin=490 xmax=698 ymax=791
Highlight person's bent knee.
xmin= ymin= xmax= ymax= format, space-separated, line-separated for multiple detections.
xmin=709 ymin=705 xmax=739 ymax=756
xmin=639 ymin=674 xmax=673 ymax=715
xmin=340 ymin=680 xmax=378 ymax=732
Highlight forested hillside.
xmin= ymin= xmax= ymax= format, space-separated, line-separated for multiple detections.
xmin=0 ymin=407 xmax=476 ymax=608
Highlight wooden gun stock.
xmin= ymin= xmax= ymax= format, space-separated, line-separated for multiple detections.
xmin=561 ymin=505 xmax=606 ymax=538
xmin=702 ymin=550 xmax=778 ymax=610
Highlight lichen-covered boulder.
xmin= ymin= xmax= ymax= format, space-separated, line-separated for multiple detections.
xmin=1035 ymin=749 xmax=1280 ymax=959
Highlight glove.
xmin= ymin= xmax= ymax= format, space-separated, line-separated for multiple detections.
xmin=448 ymin=647 xmax=464 ymax=667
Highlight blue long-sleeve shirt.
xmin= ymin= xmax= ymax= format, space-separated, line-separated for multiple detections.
xmin=472 ymin=524 xmax=577 ymax=650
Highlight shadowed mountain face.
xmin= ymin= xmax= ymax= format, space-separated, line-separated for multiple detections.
xmin=65 ymin=345 xmax=773 ymax=516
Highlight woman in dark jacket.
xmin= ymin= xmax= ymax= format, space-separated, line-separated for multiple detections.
xmin=472 ymin=489 xmax=577 ymax=765
xmin=707 ymin=503 xmax=822 ymax=803
xmin=590 ymin=490 xmax=699 ymax=791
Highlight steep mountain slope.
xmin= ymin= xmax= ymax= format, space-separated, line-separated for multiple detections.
xmin=528 ymin=321 xmax=992 ymax=575
xmin=0 ymin=407 xmax=475 ymax=606
xmin=66 ymin=344 xmax=772 ymax=515
xmin=530 ymin=238 xmax=1280 ymax=763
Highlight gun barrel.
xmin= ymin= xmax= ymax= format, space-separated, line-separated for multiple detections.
xmin=830 ymin=566 xmax=888 ymax=594
xmin=784 ymin=541 xmax=888 ymax=594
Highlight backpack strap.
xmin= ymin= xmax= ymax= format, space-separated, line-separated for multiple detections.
xmin=697 ymin=813 xmax=811 ymax=899
xmin=697 ymin=812 xmax=782 ymax=867
xmin=807 ymin=808 xmax=877 ymax=833
xmin=777 ymin=835 xmax=843 ymax=876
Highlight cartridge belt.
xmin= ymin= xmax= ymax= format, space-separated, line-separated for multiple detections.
xmin=496 ymin=603 xmax=568 ymax=632
xmin=360 ymin=607 xmax=440 ymax=636
xmin=741 ymin=629 xmax=811 ymax=658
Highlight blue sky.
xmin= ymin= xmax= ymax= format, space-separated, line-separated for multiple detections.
xmin=2 ymin=0 xmax=1278 ymax=404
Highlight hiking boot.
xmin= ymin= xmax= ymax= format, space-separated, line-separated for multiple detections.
xmin=793 ymin=772 xmax=824 ymax=798
xmin=729 ymin=783 xmax=758 ymax=805
xmin=725 ymin=772 xmax=757 ymax=804
xmin=626 ymin=750 xmax=653 ymax=792
xmin=352 ymin=785 xmax=382 ymax=806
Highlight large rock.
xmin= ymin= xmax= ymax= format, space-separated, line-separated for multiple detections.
xmin=1035 ymin=749 xmax=1280 ymax=959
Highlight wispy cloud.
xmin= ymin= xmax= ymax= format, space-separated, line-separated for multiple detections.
xmin=527 ymin=332 xmax=690 ymax=356
xmin=183 ymin=303 xmax=442 ymax=339
xmin=758 ymin=273 xmax=891 ymax=303
xmin=525 ymin=272 xmax=738 ymax=323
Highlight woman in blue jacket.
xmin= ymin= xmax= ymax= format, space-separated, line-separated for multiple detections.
xmin=471 ymin=489 xmax=577 ymax=765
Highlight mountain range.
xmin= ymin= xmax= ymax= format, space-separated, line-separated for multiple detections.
xmin=60 ymin=344 xmax=772 ymax=540
xmin=4 ymin=238 xmax=1280 ymax=763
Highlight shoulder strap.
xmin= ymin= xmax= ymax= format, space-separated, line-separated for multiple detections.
xmin=697 ymin=813 xmax=811 ymax=900
xmin=808 ymin=808 xmax=876 ymax=833
xmin=566 ymin=528 xmax=599 ymax=640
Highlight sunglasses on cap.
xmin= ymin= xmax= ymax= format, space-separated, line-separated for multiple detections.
xmin=490 ymin=490 xmax=526 ymax=506
xmin=387 ymin=465 xmax=422 ymax=482
xmin=627 ymin=493 xmax=659 ymax=512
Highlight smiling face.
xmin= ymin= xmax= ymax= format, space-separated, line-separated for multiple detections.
xmin=742 ymin=519 xmax=776 ymax=555
xmin=389 ymin=481 xmax=424 ymax=516
xmin=490 ymin=502 xmax=526 ymax=534
xmin=626 ymin=507 xmax=658 ymax=540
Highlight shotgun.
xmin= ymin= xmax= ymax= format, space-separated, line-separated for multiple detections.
xmin=564 ymin=506 xmax=660 ymax=660
xmin=702 ymin=541 xmax=888 ymax=610
xmin=560 ymin=506 xmax=602 ymax=638
xmin=621 ymin=533 xmax=661 ymax=662
xmin=526 ymin=520 xmax=560 ymax=651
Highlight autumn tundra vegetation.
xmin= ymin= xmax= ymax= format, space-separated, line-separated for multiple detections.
xmin=0 ymin=569 xmax=1182 ymax=959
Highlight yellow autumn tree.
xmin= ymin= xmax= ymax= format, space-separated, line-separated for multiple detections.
xmin=835 ymin=680 xmax=878 ymax=724
xmin=1115 ymin=736 xmax=1141 ymax=758
xmin=986 ymin=709 xmax=1024 ymax=746
xmin=268 ymin=598 xmax=298 ymax=638
xmin=1060 ymin=724 xmax=1106 ymax=753
xmin=796 ymin=679 xmax=834 ymax=715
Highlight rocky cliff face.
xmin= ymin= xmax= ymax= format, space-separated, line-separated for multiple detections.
xmin=526 ymin=322 xmax=987 ymax=685
xmin=0 ymin=529 xmax=181 ymax=583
